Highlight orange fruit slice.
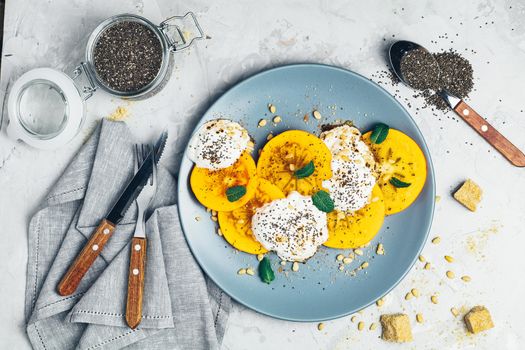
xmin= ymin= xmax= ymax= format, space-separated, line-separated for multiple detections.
xmin=324 ymin=184 xmax=385 ymax=249
xmin=218 ymin=179 xmax=285 ymax=254
xmin=190 ymin=152 xmax=258 ymax=211
xmin=362 ymin=128 xmax=427 ymax=215
xmin=257 ymin=130 xmax=332 ymax=195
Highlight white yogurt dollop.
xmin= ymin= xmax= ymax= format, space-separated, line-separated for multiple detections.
xmin=321 ymin=125 xmax=377 ymax=212
xmin=188 ymin=119 xmax=251 ymax=170
xmin=251 ymin=191 xmax=328 ymax=262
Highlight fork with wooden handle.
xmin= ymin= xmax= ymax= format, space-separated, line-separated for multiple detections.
xmin=126 ymin=144 xmax=157 ymax=329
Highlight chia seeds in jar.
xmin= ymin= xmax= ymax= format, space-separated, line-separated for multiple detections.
xmin=93 ymin=21 xmax=163 ymax=93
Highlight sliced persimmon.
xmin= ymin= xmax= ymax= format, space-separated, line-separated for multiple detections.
xmin=218 ymin=179 xmax=285 ymax=255
xmin=324 ymin=185 xmax=385 ymax=249
xmin=257 ymin=130 xmax=332 ymax=195
xmin=362 ymin=129 xmax=427 ymax=215
xmin=190 ymin=152 xmax=258 ymax=211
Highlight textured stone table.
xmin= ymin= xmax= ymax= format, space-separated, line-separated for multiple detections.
xmin=1 ymin=0 xmax=524 ymax=349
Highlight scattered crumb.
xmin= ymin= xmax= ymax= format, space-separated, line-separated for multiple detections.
xmin=464 ymin=306 xmax=494 ymax=334
xmin=380 ymin=313 xmax=413 ymax=343
xmin=453 ymin=179 xmax=483 ymax=211
xmin=107 ymin=106 xmax=129 ymax=121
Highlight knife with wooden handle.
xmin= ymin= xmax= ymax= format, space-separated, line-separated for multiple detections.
xmin=57 ymin=132 xmax=167 ymax=296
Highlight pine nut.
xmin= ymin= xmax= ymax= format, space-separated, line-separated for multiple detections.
xmin=360 ymin=262 xmax=369 ymax=269
xmin=317 ymin=322 xmax=324 ymax=331
xmin=336 ymin=254 xmax=344 ymax=261
xmin=313 ymin=110 xmax=322 ymax=120
xmin=446 ymin=270 xmax=455 ymax=279
xmin=292 ymin=262 xmax=299 ymax=272
xmin=418 ymin=255 xmax=426 ymax=262
xmin=257 ymin=254 xmax=264 ymax=261
xmin=431 ymin=295 xmax=438 ymax=304
xmin=358 ymin=321 xmax=365 ymax=331
xmin=369 ymin=322 xmax=377 ymax=331
xmin=258 ymin=119 xmax=267 ymax=127
xmin=432 ymin=236 xmax=441 ymax=244
xmin=246 ymin=267 xmax=255 ymax=276
xmin=273 ymin=116 xmax=282 ymax=123
xmin=268 ymin=104 xmax=276 ymax=114
xmin=461 ymin=275 xmax=471 ymax=282
xmin=451 ymin=307 xmax=459 ymax=317
xmin=376 ymin=298 xmax=384 ymax=307
xmin=424 ymin=262 xmax=431 ymax=270
xmin=444 ymin=255 xmax=454 ymax=263
xmin=411 ymin=288 xmax=420 ymax=297
xmin=237 ymin=268 xmax=246 ymax=275
xmin=405 ymin=292 xmax=413 ymax=300
xmin=416 ymin=313 xmax=424 ymax=323
xmin=354 ymin=248 xmax=364 ymax=256
xmin=343 ymin=257 xmax=353 ymax=264
xmin=376 ymin=243 xmax=385 ymax=255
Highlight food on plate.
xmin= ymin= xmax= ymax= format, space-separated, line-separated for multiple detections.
xmin=380 ymin=313 xmax=413 ymax=343
xmin=188 ymin=116 xmax=428 ymax=274
xmin=257 ymin=130 xmax=332 ymax=195
xmin=464 ymin=306 xmax=494 ymax=334
xmin=188 ymin=119 xmax=252 ymax=170
xmin=251 ymin=191 xmax=328 ymax=262
xmin=453 ymin=179 xmax=482 ymax=212
xmin=321 ymin=125 xmax=377 ymax=212
xmin=324 ymin=184 xmax=385 ymax=249
xmin=363 ymin=128 xmax=427 ymax=215
xmin=190 ymin=152 xmax=258 ymax=211
xmin=218 ymin=179 xmax=285 ymax=255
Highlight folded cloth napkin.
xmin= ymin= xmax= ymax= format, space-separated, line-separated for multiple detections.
xmin=24 ymin=119 xmax=231 ymax=350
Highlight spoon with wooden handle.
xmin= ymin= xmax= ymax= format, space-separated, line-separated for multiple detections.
xmin=389 ymin=40 xmax=525 ymax=167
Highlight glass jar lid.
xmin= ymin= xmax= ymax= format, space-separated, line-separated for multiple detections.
xmin=7 ymin=68 xmax=85 ymax=149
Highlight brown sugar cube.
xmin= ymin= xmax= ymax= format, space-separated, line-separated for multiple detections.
xmin=464 ymin=306 xmax=494 ymax=334
xmin=380 ymin=313 xmax=413 ymax=343
xmin=453 ymin=179 xmax=482 ymax=211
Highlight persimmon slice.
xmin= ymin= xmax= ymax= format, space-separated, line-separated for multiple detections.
xmin=190 ymin=152 xmax=258 ymax=211
xmin=362 ymin=129 xmax=427 ymax=215
xmin=257 ymin=130 xmax=332 ymax=195
xmin=324 ymin=185 xmax=385 ymax=249
xmin=218 ymin=179 xmax=285 ymax=255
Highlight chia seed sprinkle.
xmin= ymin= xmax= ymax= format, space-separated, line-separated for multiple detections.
xmin=94 ymin=21 xmax=163 ymax=92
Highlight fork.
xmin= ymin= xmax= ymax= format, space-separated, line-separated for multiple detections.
xmin=126 ymin=144 xmax=158 ymax=329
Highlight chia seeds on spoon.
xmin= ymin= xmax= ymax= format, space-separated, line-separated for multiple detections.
xmin=400 ymin=48 xmax=441 ymax=91
xmin=399 ymin=48 xmax=474 ymax=110
xmin=94 ymin=21 xmax=163 ymax=93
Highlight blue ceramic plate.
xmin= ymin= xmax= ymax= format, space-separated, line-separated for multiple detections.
xmin=177 ymin=64 xmax=435 ymax=322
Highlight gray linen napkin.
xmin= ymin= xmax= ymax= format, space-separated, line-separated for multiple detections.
xmin=25 ymin=119 xmax=231 ymax=350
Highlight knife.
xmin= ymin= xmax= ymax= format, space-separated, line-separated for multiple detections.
xmin=57 ymin=132 xmax=168 ymax=296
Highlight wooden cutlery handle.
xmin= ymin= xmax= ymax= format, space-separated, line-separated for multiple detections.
xmin=453 ymin=100 xmax=525 ymax=167
xmin=126 ymin=237 xmax=147 ymax=329
xmin=57 ymin=219 xmax=116 ymax=296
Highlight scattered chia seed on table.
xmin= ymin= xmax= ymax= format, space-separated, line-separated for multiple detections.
xmin=94 ymin=21 xmax=163 ymax=92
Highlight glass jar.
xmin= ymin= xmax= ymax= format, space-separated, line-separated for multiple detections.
xmin=6 ymin=12 xmax=203 ymax=149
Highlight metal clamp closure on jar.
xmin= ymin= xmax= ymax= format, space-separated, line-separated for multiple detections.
xmin=6 ymin=12 xmax=204 ymax=149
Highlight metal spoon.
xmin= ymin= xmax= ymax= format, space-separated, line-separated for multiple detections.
xmin=389 ymin=40 xmax=525 ymax=167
